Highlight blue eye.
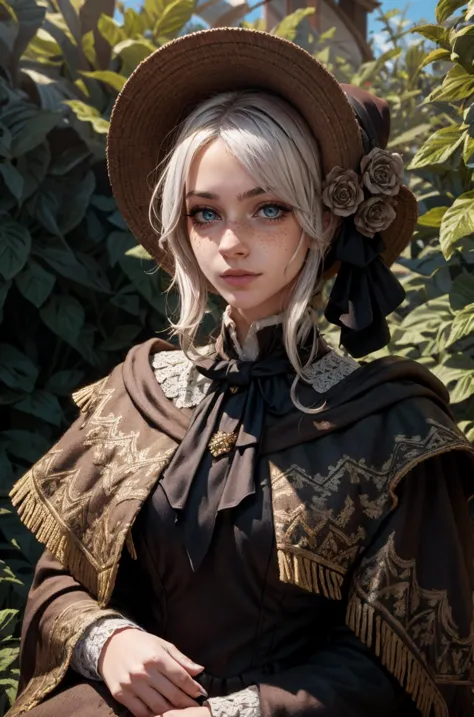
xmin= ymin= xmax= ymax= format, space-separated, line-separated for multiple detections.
xmin=201 ymin=208 xmax=217 ymax=222
xmin=258 ymin=203 xmax=291 ymax=221
xmin=261 ymin=205 xmax=281 ymax=218
xmin=186 ymin=206 xmax=219 ymax=225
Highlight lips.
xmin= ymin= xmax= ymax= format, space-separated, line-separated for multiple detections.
xmin=220 ymin=271 xmax=261 ymax=287
xmin=220 ymin=270 xmax=260 ymax=277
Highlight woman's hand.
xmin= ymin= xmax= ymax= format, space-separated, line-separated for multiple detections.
xmin=99 ymin=627 xmax=207 ymax=717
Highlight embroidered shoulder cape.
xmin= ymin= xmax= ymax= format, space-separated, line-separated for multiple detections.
xmin=8 ymin=337 xmax=474 ymax=717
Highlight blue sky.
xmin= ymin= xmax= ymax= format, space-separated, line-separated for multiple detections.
xmin=243 ymin=1 xmax=438 ymax=33
xmin=122 ymin=0 xmax=438 ymax=33
xmin=368 ymin=0 xmax=436 ymax=33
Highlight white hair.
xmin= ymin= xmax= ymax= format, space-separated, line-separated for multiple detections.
xmin=149 ymin=89 xmax=336 ymax=413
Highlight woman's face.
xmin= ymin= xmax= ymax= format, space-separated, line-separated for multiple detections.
xmin=184 ymin=139 xmax=310 ymax=323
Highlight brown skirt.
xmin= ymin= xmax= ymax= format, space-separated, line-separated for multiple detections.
xmin=16 ymin=681 xmax=132 ymax=717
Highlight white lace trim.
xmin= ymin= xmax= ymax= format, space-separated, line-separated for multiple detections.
xmin=152 ymin=349 xmax=213 ymax=409
xmin=71 ymin=616 xmax=142 ymax=681
xmin=206 ymin=685 xmax=261 ymax=717
xmin=305 ymin=351 xmax=359 ymax=394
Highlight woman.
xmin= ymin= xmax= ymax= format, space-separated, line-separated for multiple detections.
xmin=7 ymin=27 xmax=474 ymax=717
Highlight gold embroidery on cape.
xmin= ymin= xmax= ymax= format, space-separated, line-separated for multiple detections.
xmin=10 ymin=379 xmax=177 ymax=607
xmin=270 ymin=418 xmax=470 ymax=604
xmin=7 ymin=601 xmax=122 ymax=716
xmin=346 ymin=532 xmax=473 ymax=717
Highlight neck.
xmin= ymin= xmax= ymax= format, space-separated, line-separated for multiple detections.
xmin=227 ymin=285 xmax=295 ymax=346
xmin=227 ymin=307 xmax=280 ymax=346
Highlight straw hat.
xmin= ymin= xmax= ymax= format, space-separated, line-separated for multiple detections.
xmin=106 ymin=27 xmax=417 ymax=276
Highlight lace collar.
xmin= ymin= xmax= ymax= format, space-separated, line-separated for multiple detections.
xmin=151 ymin=308 xmax=359 ymax=409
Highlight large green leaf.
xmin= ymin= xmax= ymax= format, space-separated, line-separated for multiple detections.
xmin=418 ymin=206 xmax=448 ymax=228
xmin=10 ymin=110 xmax=61 ymax=157
xmin=97 ymin=13 xmax=126 ymax=47
xmin=123 ymin=7 xmax=148 ymax=37
xmin=0 ymin=220 xmax=31 ymax=280
xmin=0 ymin=344 xmax=38 ymax=393
xmin=429 ymin=66 xmax=474 ymax=103
xmin=415 ymin=24 xmax=450 ymax=50
xmin=16 ymin=141 xmax=50 ymax=201
xmin=45 ymin=369 xmax=84 ymax=395
xmin=34 ymin=246 xmax=110 ymax=293
xmin=0 ymin=163 xmax=24 ymax=201
xmin=64 ymin=100 xmax=110 ymax=134
xmin=4 ymin=0 xmax=45 ymax=27
xmin=439 ymin=190 xmax=474 ymax=259
xmin=39 ymin=295 xmax=85 ymax=343
xmin=446 ymin=303 xmax=474 ymax=347
xmin=408 ymin=126 xmax=464 ymax=169
xmin=388 ymin=123 xmax=432 ymax=148
xmin=13 ymin=390 xmax=62 ymax=426
xmin=450 ymin=272 xmax=474 ymax=310
xmin=272 ymin=7 xmax=314 ymax=40
xmin=113 ymin=38 xmax=156 ymax=72
xmin=436 ymin=0 xmax=469 ymax=22
xmin=30 ymin=170 xmax=96 ymax=236
xmin=463 ymin=132 xmax=474 ymax=168
xmin=0 ymin=610 xmax=17 ymax=640
xmin=80 ymin=69 xmax=126 ymax=92
xmin=418 ymin=48 xmax=451 ymax=70
xmin=15 ymin=260 xmax=55 ymax=308
xmin=451 ymin=25 xmax=474 ymax=73
xmin=153 ymin=0 xmax=195 ymax=39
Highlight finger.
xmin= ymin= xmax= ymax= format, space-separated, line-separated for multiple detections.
xmin=148 ymin=671 xmax=201 ymax=708
xmin=113 ymin=690 xmax=153 ymax=717
xmin=163 ymin=643 xmax=204 ymax=674
xmin=149 ymin=651 xmax=207 ymax=699
xmin=135 ymin=684 xmax=174 ymax=715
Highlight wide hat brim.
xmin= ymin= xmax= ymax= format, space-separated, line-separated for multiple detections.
xmin=107 ymin=27 xmax=417 ymax=275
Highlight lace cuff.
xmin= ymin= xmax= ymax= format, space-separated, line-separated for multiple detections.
xmin=70 ymin=615 xmax=142 ymax=681
xmin=205 ymin=685 xmax=261 ymax=717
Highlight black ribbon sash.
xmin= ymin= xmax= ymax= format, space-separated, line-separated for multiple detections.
xmin=160 ymin=350 xmax=292 ymax=571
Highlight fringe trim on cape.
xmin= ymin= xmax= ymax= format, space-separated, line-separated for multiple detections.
xmin=72 ymin=378 xmax=107 ymax=414
xmin=346 ymin=594 xmax=448 ymax=717
xmin=277 ymin=548 xmax=344 ymax=600
xmin=9 ymin=470 xmax=116 ymax=607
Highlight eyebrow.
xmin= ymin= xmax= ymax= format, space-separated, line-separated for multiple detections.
xmin=185 ymin=187 xmax=267 ymax=202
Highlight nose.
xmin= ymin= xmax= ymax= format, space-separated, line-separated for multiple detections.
xmin=218 ymin=224 xmax=249 ymax=258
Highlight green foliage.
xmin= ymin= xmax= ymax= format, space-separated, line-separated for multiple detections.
xmin=1 ymin=0 xmax=474 ymax=713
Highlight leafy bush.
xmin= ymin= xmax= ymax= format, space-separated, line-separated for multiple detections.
xmin=374 ymin=0 xmax=474 ymax=441
xmin=0 ymin=0 xmax=473 ymax=712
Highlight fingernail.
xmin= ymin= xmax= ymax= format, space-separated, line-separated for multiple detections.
xmin=198 ymin=685 xmax=208 ymax=698
xmin=190 ymin=661 xmax=205 ymax=670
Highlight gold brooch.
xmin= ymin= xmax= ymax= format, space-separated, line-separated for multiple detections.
xmin=208 ymin=430 xmax=237 ymax=458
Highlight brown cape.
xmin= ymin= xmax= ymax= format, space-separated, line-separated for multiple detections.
xmin=7 ymin=338 xmax=474 ymax=717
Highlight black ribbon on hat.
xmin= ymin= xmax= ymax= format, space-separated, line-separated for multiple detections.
xmin=324 ymin=221 xmax=405 ymax=358
xmin=322 ymin=92 xmax=406 ymax=359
